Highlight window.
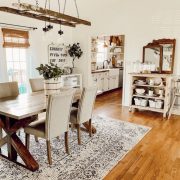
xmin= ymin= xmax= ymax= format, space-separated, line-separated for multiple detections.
xmin=96 ymin=40 xmax=108 ymax=64
xmin=2 ymin=28 xmax=30 ymax=94
xmin=6 ymin=48 xmax=27 ymax=94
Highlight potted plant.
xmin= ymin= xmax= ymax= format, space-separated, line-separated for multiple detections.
xmin=36 ymin=63 xmax=64 ymax=95
xmin=67 ymin=43 xmax=83 ymax=72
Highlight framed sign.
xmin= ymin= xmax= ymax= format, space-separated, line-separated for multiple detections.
xmin=48 ymin=43 xmax=68 ymax=67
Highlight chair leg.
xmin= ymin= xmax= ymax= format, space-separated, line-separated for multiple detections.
xmin=168 ymin=96 xmax=177 ymax=120
xmin=46 ymin=140 xmax=52 ymax=165
xmin=77 ymin=124 xmax=81 ymax=145
xmin=25 ymin=134 xmax=30 ymax=150
xmin=34 ymin=136 xmax=39 ymax=142
xmin=65 ymin=132 xmax=70 ymax=154
xmin=89 ymin=119 xmax=92 ymax=137
xmin=0 ymin=128 xmax=2 ymax=153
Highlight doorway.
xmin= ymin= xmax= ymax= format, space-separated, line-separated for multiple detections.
xmin=91 ymin=35 xmax=125 ymax=105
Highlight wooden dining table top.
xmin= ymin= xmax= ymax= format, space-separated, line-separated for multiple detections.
xmin=0 ymin=89 xmax=81 ymax=120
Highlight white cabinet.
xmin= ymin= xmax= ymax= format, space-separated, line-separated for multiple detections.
xmin=97 ymin=73 xmax=104 ymax=93
xmin=108 ymin=69 xmax=120 ymax=90
xmin=91 ymin=69 xmax=121 ymax=93
xmin=108 ymin=75 xmax=119 ymax=90
xmin=103 ymin=72 xmax=109 ymax=91
xmin=92 ymin=73 xmax=103 ymax=93
xmin=108 ymin=76 xmax=115 ymax=90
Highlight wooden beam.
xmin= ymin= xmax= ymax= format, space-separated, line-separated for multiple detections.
xmin=0 ymin=7 xmax=76 ymax=27
xmin=13 ymin=3 xmax=91 ymax=26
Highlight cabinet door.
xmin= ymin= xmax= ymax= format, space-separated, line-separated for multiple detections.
xmin=92 ymin=74 xmax=98 ymax=87
xmin=97 ymin=73 xmax=103 ymax=93
xmin=103 ymin=72 xmax=109 ymax=92
xmin=114 ymin=75 xmax=119 ymax=89
xmin=108 ymin=76 xmax=115 ymax=90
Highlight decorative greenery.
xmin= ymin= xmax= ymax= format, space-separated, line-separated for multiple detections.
xmin=36 ymin=63 xmax=64 ymax=80
xmin=68 ymin=43 xmax=83 ymax=68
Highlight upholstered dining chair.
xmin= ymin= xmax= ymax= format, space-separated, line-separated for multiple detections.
xmin=0 ymin=81 xmax=19 ymax=152
xmin=24 ymin=89 xmax=75 ymax=165
xmin=29 ymin=78 xmax=44 ymax=92
xmin=168 ymin=77 xmax=180 ymax=119
xmin=70 ymin=86 xmax=97 ymax=145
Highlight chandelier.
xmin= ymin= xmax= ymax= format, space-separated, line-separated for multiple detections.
xmin=0 ymin=0 xmax=91 ymax=35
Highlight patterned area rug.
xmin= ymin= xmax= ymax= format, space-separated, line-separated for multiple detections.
xmin=0 ymin=116 xmax=151 ymax=180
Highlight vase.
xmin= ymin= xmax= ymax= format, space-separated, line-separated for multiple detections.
xmin=44 ymin=78 xmax=63 ymax=96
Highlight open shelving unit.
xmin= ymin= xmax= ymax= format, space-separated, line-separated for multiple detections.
xmin=129 ymin=73 xmax=172 ymax=118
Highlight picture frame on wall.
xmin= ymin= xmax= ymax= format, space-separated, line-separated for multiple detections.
xmin=48 ymin=43 xmax=68 ymax=67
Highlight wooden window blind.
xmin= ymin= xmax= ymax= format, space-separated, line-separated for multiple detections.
xmin=2 ymin=28 xmax=30 ymax=48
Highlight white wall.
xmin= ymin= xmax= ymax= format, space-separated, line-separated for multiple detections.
xmin=0 ymin=0 xmax=180 ymax=106
xmin=0 ymin=0 xmax=74 ymax=81
xmin=71 ymin=0 xmax=180 ymax=106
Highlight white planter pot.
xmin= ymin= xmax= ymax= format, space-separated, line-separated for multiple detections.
xmin=44 ymin=78 xmax=63 ymax=96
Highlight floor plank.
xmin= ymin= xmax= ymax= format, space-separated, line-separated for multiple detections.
xmin=94 ymin=89 xmax=180 ymax=180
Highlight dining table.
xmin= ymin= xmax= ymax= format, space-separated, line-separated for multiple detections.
xmin=0 ymin=90 xmax=96 ymax=171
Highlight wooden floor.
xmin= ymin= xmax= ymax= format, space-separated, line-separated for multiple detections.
xmin=94 ymin=89 xmax=180 ymax=180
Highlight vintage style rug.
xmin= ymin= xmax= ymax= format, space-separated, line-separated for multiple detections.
xmin=0 ymin=116 xmax=151 ymax=180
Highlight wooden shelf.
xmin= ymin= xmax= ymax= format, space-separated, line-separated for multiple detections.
xmin=129 ymin=73 xmax=172 ymax=118
xmin=110 ymin=52 xmax=124 ymax=54
xmin=133 ymin=84 xmax=165 ymax=88
xmin=129 ymin=73 xmax=170 ymax=78
xmin=133 ymin=94 xmax=165 ymax=100
xmin=131 ymin=105 xmax=164 ymax=113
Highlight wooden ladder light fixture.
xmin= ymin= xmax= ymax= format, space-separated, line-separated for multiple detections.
xmin=0 ymin=0 xmax=91 ymax=29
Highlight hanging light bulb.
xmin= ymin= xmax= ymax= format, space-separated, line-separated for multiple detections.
xmin=58 ymin=29 xmax=64 ymax=35
xmin=43 ymin=26 xmax=49 ymax=32
xmin=47 ymin=24 xmax=53 ymax=30
xmin=57 ymin=0 xmax=64 ymax=36
xmin=47 ymin=0 xmax=53 ymax=31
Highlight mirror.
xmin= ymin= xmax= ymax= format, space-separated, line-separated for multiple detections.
xmin=153 ymin=39 xmax=176 ymax=74
xmin=143 ymin=43 xmax=163 ymax=73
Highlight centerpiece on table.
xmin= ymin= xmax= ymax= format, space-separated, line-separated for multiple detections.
xmin=67 ymin=43 xmax=83 ymax=73
xmin=36 ymin=63 xmax=64 ymax=95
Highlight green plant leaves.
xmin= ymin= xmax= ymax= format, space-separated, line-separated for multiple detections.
xmin=36 ymin=63 xmax=64 ymax=80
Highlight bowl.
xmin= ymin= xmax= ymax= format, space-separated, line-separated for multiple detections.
xmin=136 ymin=80 xmax=146 ymax=85
xmin=135 ymin=88 xmax=145 ymax=95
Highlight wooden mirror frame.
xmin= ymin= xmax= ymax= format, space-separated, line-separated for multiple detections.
xmin=153 ymin=39 xmax=176 ymax=74
xmin=143 ymin=43 xmax=163 ymax=73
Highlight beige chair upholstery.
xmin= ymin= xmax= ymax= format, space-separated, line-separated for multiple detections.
xmin=0 ymin=82 xmax=19 ymax=152
xmin=70 ymin=86 xmax=97 ymax=144
xmin=29 ymin=78 xmax=44 ymax=92
xmin=24 ymin=89 xmax=75 ymax=165
xmin=0 ymin=81 xmax=19 ymax=99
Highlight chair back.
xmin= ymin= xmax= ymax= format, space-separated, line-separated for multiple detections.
xmin=29 ymin=78 xmax=44 ymax=92
xmin=45 ymin=89 xmax=75 ymax=140
xmin=172 ymin=76 xmax=180 ymax=95
xmin=0 ymin=81 xmax=19 ymax=98
xmin=78 ymin=86 xmax=97 ymax=124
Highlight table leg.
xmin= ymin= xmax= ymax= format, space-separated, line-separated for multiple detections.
xmin=83 ymin=121 xmax=97 ymax=134
xmin=11 ymin=133 xmax=39 ymax=171
xmin=0 ymin=116 xmax=39 ymax=172
xmin=7 ymin=134 xmax=17 ymax=161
